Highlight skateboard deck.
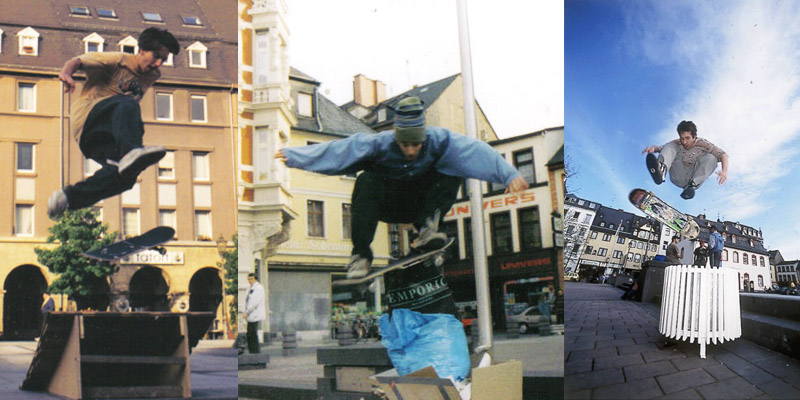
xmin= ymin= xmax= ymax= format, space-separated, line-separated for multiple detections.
xmin=333 ymin=238 xmax=455 ymax=287
xmin=83 ymin=226 xmax=175 ymax=262
xmin=629 ymin=189 xmax=699 ymax=239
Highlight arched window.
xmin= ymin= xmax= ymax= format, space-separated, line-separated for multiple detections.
xmin=758 ymin=275 xmax=764 ymax=288
xmin=733 ymin=252 xmax=739 ymax=263
xmin=743 ymin=253 xmax=748 ymax=265
xmin=760 ymin=257 xmax=765 ymax=267
xmin=752 ymin=255 xmax=757 ymax=265
xmin=722 ymin=249 xmax=728 ymax=261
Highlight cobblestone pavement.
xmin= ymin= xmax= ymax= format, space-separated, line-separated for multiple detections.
xmin=565 ymin=282 xmax=800 ymax=399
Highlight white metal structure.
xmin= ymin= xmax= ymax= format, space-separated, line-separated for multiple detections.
xmin=660 ymin=265 xmax=741 ymax=358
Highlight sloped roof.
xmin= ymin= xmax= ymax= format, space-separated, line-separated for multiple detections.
xmin=367 ymin=74 xmax=459 ymax=130
xmin=0 ymin=0 xmax=235 ymax=84
xmin=547 ymin=145 xmax=564 ymax=167
xmin=592 ymin=205 xmax=661 ymax=241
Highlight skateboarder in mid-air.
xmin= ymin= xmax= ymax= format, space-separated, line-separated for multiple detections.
xmin=47 ymin=28 xmax=180 ymax=220
xmin=642 ymin=121 xmax=729 ymax=200
xmin=275 ymin=96 xmax=529 ymax=315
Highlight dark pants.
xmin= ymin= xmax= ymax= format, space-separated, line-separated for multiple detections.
xmin=351 ymin=170 xmax=463 ymax=316
xmin=247 ymin=321 xmax=260 ymax=354
xmin=350 ymin=170 xmax=463 ymax=261
xmin=710 ymin=251 xmax=722 ymax=268
xmin=64 ymin=95 xmax=145 ymax=209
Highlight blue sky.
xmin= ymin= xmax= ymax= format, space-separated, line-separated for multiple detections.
xmin=566 ymin=0 xmax=800 ymax=258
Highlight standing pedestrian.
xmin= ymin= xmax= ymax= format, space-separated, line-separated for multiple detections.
xmin=243 ymin=273 xmax=266 ymax=354
xmin=666 ymin=236 xmax=681 ymax=265
xmin=708 ymin=226 xmax=725 ymax=268
xmin=693 ymin=240 xmax=709 ymax=267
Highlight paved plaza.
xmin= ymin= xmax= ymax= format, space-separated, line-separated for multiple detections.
xmin=565 ymin=282 xmax=800 ymax=399
xmin=0 ymin=339 xmax=237 ymax=400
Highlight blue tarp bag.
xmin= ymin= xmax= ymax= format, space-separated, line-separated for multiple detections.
xmin=379 ymin=309 xmax=470 ymax=381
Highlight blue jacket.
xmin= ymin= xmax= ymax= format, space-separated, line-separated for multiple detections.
xmin=283 ymin=128 xmax=520 ymax=185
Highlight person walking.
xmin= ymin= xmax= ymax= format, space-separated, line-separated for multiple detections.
xmin=47 ymin=28 xmax=180 ymax=219
xmin=243 ymin=273 xmax=266 ymax=354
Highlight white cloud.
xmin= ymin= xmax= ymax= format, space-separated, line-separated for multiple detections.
xmin=629 ymin=1 xmax=800 ymax=222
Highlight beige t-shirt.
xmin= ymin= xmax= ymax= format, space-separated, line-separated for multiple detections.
xmin=70 ymin=52 xmax=160 ymax=142
xmin=661 ymin=137 xmax=726 ymax=167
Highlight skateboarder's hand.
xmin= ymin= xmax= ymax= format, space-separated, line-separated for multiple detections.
xmin=59 ymin=72 xmax=76 ymax=93
xmin=642 ymin=145 xmax=659 ymax=153
xmin=274 ymin=150 xmax=286 ymax=163
xmin=717 ymin=170 xmax=728 ymax=184
xmin=505 ymin=176 xmax=529 ymax=193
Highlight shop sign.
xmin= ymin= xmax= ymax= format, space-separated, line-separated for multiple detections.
xmin=580 ymin=260 xmax=601 ymax=266
xmin=120 ymin=250 xmax=184 ymax=265
xmin=445 ymin=192 xmax=536 ymax=217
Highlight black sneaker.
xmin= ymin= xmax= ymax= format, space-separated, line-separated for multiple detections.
xmin=646 ymin=153 xmax=665 ymax=185
xmin=680 ymin=181 xmax=698 ymax=200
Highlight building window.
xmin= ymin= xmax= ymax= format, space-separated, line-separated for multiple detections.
xmin=617 ymin=236 xmax=625 ymax=244
xmin=122 ymin=208 xmax=140 ymax=237
xmin=733 ymin=252 xmax=739 ymax=263
xmin=464 ymin=217 xmax=473 ymax=259
xmin=187 ymin=41 xmax=208 ymax=68
xmin=602 ymin=233 xmax=611 ymax=241
xmin=158 ymin=151 xmax=175 ymax=179
xmin=377 ymin=108 xmax=387 ymax=122
xmin=758 ymin=275 xmax=764 ymax=288
xmin=121 ymin=183 xmax=141 ymax=205
xmin=743 ymin=253 xmax=749 ymax=265
xmin=760 ymin=257 xmax=765 ymax=267
xmin=518 ymin=207 xmax=541 ymax=251
xmin=142 ymin=12 xmax=164 ymax=23
xmin=15 ymin=205 xmax=33 ymax=236
xmin=598 ymin=248 xmax=607 ymax=257
xmin=513 ymin=148 xmax=534 ymax=185
xmin=307 ymin=200 xmax=324 ymax=237
xmin=82 ymin=32 xmax=104 ymax=53
xmin=69 ymin=6 xmax=90 ymax=16
xmin=440 ymin=220 xmax=459 ymax=260
xmin=118 ymin=35 xmax=138 ymax=54
xmin=97 ymin=8 xmax=117 ymax=18
xmin=159 ymin=209 xmax=176 ymax=232
xmin=490 ymin=212 xmax=513 ymax=255
xmin=193 ymin=185 xmax=212 ymax=208
xmin=584 ymin=245 xmax=593 ymax=254
xmin=162 ymin=53 xmax=174 ymax=66
xmin=190 ymin=95 xmax=207 ymax=122
xmin=634 ymin=254 xmax=641 ymax=262
xmin=341 ymin=203 xmax=352 ymax=239
xmin=17 ymin=82 xmax=36 ymax=112
xmin=16 ymin=143 xmax=34 ymax=172
xmin=155 ymin=92 xmax=173 ymax=120
xmin=590 ymin=231 xmax=598 ymax=239
xmin=195 ymin=210 xmax=212 ymax=240
xmin=297 ymin=93 xmax=313 ymax=117
xmin=17 ymin=27 xmax=40 ymax=56
xmin=723 ymin=249 xmax=728 ymax=261
xmin=181 ymin=16 xmax=203 ymax=26
xmin=192 ymin=152 xmax=210 ymax=181
xmin=613 ymin=250 xmax=622 ymax=259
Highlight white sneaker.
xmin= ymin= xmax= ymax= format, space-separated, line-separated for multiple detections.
xmin=347 ymin=255 xmax=371 ymax=278
xmin=118 ymin=146 xmax=166 ymax=177
xmin=47 ymin=189 xmax=69 ymax=220
xmin=410 ymin=210 xmax=447 ymax=250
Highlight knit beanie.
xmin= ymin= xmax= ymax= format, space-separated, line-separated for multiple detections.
xmin=393 ymin=96 xmax=426 ymax=142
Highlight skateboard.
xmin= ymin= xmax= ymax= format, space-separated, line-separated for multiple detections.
xmin=629 ymin=189 xmax=700 ymax=239
xmin=83 ymin=226 xmax=175 ymax=262
xmin=333 ymin=238 xmax=455 ymax=287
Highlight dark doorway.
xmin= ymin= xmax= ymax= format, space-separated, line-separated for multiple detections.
xmin=189 ymin=268 xmax=222 ymax=313
xmin=129 ymin=267 xmax=169 ymax=311
xmin=3 ymin=265 xmax=47 ymax=340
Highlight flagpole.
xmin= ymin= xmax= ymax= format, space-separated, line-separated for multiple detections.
xmin=456 ymin=0 xmax=493 ymax=353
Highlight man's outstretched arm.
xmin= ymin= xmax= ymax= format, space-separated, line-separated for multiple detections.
xmin=717 ymin=153 xmax=729 ymax=184
xmin=59 ymin=57 xmax=82 ymax=93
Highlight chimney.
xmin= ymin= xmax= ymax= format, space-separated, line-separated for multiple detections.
xmin=353 ymin=74 xmax=386 ymax=107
